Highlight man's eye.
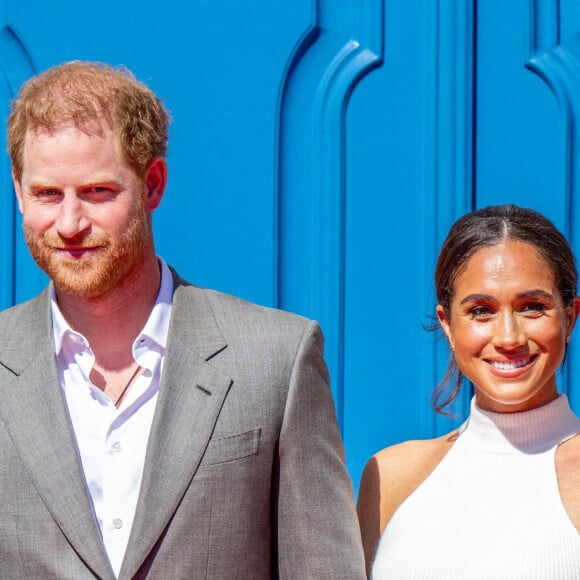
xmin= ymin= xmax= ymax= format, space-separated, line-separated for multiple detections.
xmin=36 ymin=189 xmax=60 ymax=198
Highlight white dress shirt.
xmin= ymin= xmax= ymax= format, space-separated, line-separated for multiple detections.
xmin=51 ymin=259 xmax=173 ymax=577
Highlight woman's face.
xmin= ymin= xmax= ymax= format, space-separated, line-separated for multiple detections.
xmin=437 ymin=240 xmax=580 ymax=413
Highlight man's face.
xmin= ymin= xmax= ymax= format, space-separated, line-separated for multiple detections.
xmin=14 ymin=125 xmax=152 ymax=299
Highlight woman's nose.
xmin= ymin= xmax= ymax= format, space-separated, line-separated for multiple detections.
xmin=491 ymin=311 xmax=526 ymax=349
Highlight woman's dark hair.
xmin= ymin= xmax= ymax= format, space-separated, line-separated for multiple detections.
xmin=433 ymin=203 xmax=577 ymax=413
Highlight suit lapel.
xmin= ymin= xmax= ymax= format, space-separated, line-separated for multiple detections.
xmin=120 ymin=278 xmax=233 ymax=578
xmin=0 ymin=291 xmax=114 ymax=579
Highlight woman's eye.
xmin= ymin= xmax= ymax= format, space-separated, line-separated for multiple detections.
xmin=521 ymin=302 xmax=547 ymax=315
xmin=469 ymin=305 xmax=493 ymax=319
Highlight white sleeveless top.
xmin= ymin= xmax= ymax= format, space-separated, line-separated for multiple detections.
xmin=372 ymin=395 xmax=580 ymax=579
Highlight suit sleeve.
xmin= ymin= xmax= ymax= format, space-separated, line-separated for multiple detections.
xmin=276 ymin=320 xmax=366 ymax=579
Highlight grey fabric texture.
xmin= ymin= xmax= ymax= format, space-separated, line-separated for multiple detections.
xmin=0 ymin=271 xmax=365 ymax=579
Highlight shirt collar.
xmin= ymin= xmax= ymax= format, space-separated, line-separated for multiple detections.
xmin=51 ymin=257 xmax=174 ymax=358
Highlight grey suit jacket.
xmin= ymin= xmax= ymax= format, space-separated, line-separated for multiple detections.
xmin=0 ymin=272 xmax=365 ymax=579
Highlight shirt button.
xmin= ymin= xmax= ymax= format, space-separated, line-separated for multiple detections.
xmin=111 ymin=441 xmax=122 ymax=453
xmin=113 ymin=518 xmax=123 ymax=529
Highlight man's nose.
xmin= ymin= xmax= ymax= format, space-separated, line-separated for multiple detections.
xmin=55 ymin=196 xmax=90 ymax=238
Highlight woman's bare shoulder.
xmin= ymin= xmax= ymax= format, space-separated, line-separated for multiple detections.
xmin=357 ymin=431 xmax=458 ymax=575
xmin=359 ymin=431 xmax=458 ymax=531
xmin=374 ymin=432 xmax=457 ymax=477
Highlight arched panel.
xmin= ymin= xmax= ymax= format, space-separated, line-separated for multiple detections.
xmin=0 ymin=25 xmax=36 ymax=309
xmin=277 ymin=0 xmax=383 ymax=423
xmin=526 ymin=0 xmax=580 ymax=409
xmin=476 ymin=0 xmax=565 ymax=217
xmin=344 ymin=0 xmax=475 ymax=488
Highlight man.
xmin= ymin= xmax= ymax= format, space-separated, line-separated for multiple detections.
xmin=0 ymin=62 xmax=365 ymax=579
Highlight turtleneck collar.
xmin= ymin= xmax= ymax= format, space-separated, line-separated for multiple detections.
xmin=459 ymin=395 xmax=580 ymax=454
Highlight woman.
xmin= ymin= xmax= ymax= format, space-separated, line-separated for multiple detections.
xmin=358 ymin=204 xmax=580 ymax=579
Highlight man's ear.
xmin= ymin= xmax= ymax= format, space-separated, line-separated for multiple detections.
xmin=143 ymin=157 xmax=167 ymax=212
xmin=436 ymin=304 xmax=454 ymax=351
xmin=12 ymin=171 xmax=24 ymax=214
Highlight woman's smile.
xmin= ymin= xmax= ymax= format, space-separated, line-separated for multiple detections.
xmin=485 ymin=354 xmax=538 ymax=374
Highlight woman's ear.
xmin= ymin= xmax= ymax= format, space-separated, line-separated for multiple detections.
xmin=436 ymin=304 xmax=454 ymax=351
xmin=566 ymin=296 xmax=580 ymax=341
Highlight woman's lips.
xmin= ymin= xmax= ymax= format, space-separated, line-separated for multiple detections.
xmin=485 ymin=354 xmax=538 ymax=375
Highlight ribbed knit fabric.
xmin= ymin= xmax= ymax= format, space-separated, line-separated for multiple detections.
xmin=372 ymin=395 xmax=580 ymax=579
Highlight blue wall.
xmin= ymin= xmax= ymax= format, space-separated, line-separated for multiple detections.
xmin=2 ymin=0 xmax=580 ymax=494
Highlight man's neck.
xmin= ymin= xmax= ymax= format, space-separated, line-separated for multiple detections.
xmin=54 ymin=254 xmax=162 ymax=370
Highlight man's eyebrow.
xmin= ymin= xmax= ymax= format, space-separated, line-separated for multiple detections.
xmin=28 ymin=180 xmax=55 ymax=188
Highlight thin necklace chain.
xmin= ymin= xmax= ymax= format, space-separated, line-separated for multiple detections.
xmin=114 ymin=364 xmax=142 ymax=409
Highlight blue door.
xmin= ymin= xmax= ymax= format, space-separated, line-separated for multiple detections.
xmin=2 ymin=0 xmax=579 ymax=493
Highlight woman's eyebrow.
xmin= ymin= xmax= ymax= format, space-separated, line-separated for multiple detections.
xmin=459 ymin=289 xmax=555 ymax=306
xmin=515 ymin=289 xmax=555 ymax=300
xmin=459 ymin=293 xmax=495 ymax=305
